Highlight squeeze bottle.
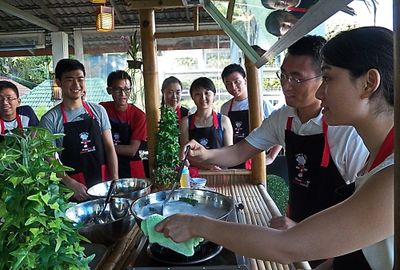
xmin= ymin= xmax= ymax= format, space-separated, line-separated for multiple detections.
xmin=180 ymin=166 xmax=191 ymax=188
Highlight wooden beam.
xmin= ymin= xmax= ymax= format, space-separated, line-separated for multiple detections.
xmin=245 ymin=56 xmax=266 ymax=185
xmin=154 ymin=29 xmax=226 ymax=39
xmin=139 ymin=9 xmax=160 ymax=180
xmin=226 ymin=0 xmax=235 ymax=23
xmin=126 ymin=0 xmax=191 ymax=9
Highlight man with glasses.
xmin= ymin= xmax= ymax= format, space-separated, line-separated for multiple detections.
xmin=40 ymin=59 xmax=118 ymax=202
xmin=220 ymin=63 xmax=281 ymax=169
xmin=0 ymin=80 xmax=39 ymax=136
xmin=183 ymin=36 xmax=368 ymax=266
xmin=100 ymin=70 xmax=147 ymax=179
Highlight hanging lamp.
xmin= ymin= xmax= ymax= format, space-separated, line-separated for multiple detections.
xmin=96 ymin=5 xmax=115 ymax=32
xmin=90 ymin=0 xmax=106 ymax=4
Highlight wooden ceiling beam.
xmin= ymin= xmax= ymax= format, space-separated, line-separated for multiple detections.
xmin=126 ymin=0 xmax=196 ymax=9
xmin=154 ymin=29 xmax=226 ymax=39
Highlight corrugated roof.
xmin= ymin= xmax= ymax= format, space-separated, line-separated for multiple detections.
xmin=0 ymin=0 xmax=221 ymax=55
xmin=20 ymin=78 xmax=112 ymax=111
xmin=0 ymin=76 xmax=31 ymax=97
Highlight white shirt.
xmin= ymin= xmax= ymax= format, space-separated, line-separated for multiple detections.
xmin=220 ymin=98 xmax=275 ymax=119
xmin=246 ymin=105 xmax=368 ymax=184
xmin=356 ymin=154 xmax=394 ymax=270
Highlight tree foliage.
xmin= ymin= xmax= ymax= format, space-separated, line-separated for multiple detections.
xmin=0 ymin=56 xmax=52 ymax=87
xmin=154 ymin=106 xmax=180 ymax=186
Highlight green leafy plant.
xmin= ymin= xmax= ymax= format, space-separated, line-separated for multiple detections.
xmin=267 ymin=174 xmax=289 ymax=214
xmin=154 ymin=106 xmax=180 ymax=186
xmin=0 ymin=127 xmax=93 ymax=270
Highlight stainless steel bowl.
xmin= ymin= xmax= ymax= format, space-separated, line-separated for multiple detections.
xmin=65 ymin=197 xmax=135 ymax=245
xmin=87 ymin=178 xmax=152 ymax=200
xmin=130 ymin=188 xmax=234 ymax=225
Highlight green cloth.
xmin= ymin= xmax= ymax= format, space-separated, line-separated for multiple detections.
xmin=141 ymin=214 xmax=204 ymax=257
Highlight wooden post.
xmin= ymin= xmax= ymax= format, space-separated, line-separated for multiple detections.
xmin=139 ymin=9 xmax=160 ymax=179
xmin=394 ymin=1 xmax=399 ymax=268
xmin=245 ymin=57 xmax=266 ymax=185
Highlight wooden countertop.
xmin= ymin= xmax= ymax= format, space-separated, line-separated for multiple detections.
xmin=95 ymin=183 xmax=310 ymax=270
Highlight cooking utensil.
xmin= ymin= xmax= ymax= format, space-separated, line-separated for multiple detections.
xmin=130 ymin=188 xmax=235 ymax=225
xmin=65 ymin=197 xmax=135 ymax=246
xmin=87 ymin=178 xmax=152 ymax=200
xmin=94 ymin=179 xmax=116 ymax=224
xmin=160 ymin=145 xmax=191 ymax=215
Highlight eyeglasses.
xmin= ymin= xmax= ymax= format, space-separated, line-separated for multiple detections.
xmin=0 ymin=96 xmax=18 ymax=103
xmin=108 ymin=87 xmax=132 ymax=94
xmin=276 ymin=71 xmax=321 ymax=85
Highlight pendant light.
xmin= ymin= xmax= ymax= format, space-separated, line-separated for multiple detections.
xmin=96 ymin=5 xmax=115 ymax=32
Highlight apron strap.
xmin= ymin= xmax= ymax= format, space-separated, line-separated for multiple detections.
xmin=287 ymin=6 xmax=307 ymax=12
xmin=320 ymin=117 xmax=330 ymax=168
xmin=369 ymin=127 xmax=394 ymax=172
xmin=176 ymin=106 xmax=182 ymax=122
xmin=0 ymin=118 xmax=4 ymax=135
xmin=0 ymin=114 xmax=23 ymax=135
xmin=228 ymin=98 xmax=234 ymax=113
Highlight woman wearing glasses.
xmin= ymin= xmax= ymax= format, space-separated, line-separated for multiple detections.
xmin=172 ymin=35 xmax=368 ymax=268
xmin=100 ymin=70 xmax=147 ymax=179
xmin=0 ymin=80 xmax=39 ymax=136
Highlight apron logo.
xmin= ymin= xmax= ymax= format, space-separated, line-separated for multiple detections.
xmin=294 ymin=153 xmax=310 ymax=187
xmin=79 ymin=132 xmax=96 ymax=154
xmin=113 ymin=132 xmax=121 ymax=145
xmin=199 ymin=138 xmax=209 ymax=148
xmin=234 ymin=121 xmax=244 ymax=136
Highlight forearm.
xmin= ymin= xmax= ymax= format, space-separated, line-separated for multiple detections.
xmin=194 ymin=216 xmax=295 ymax=264
xmin=115 ymin=141 xmax=140 ymax=157
xmin=105 ymin=145 xmax=118 ymax=179
xmin=266 ymin=145 xmax=282 ymax=165
xmin=204 ymin=140 xmax=259 ymax=167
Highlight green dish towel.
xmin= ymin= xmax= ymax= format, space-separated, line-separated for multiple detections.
xmin=141 ymin=214 xmax=204 ymax=257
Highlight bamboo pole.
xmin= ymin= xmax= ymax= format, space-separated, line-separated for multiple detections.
xmin=245 ymin=57 xmax=266 ymax=185
xmin=193 ymin=6 xmax=199 ymax=31
xmin=139 ymin=9 xmax=160 ymax=179
xmin=258 ymin=185 xmax=311 ymax=270
xmin=394 ymin=0 xmax=399 ymax=268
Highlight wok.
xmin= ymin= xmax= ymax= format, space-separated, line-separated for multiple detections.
xmin=65 ymin=197 xmax=135 ymax=245
xmin=87 ymin=178 xmax=152 ymax=200
xmin=130 ymin=188 xmax=234 ymax=225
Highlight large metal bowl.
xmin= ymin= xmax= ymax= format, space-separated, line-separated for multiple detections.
xmin=87 ymin=178 xmax=152 ymax=200
xmin=130 ymin=188 xmax=234 ymax=225
xmin=65 ymin=197 xmax=135 ymax=245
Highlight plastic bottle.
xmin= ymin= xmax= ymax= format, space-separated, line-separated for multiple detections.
xmin=180 ymin=166 xmax=191 ymax=188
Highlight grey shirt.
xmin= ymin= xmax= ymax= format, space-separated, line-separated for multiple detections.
xmin=39 ymin=102 xmax=111 ymax=148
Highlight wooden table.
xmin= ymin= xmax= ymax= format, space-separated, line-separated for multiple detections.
xmin=95 ymin=183 xmax=309 ymax=270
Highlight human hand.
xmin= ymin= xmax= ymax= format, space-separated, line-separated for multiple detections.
xmin=181 ymin=140 xmax=209 ymax=164
xmin=70 ymin=180 xmax=90 ymax=202
xmin=155 ymin=214 xmax=198 ymax=243
xmin=268 ymin=216 xmax=297 ymax=230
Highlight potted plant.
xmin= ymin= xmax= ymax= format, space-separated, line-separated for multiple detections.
xmin=0 ymin=128 xmax=92 ymax=269
xmin=124 ymin=30 xmax=143 ymax=70
xmin=153 ymin=105 xmax=180 ymax=190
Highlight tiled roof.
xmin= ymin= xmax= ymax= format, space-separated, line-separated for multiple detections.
xmin=20 ymin=78 xmax=112 ymax=111
xmin=0 ymin=76 xmax=32 ymax=97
